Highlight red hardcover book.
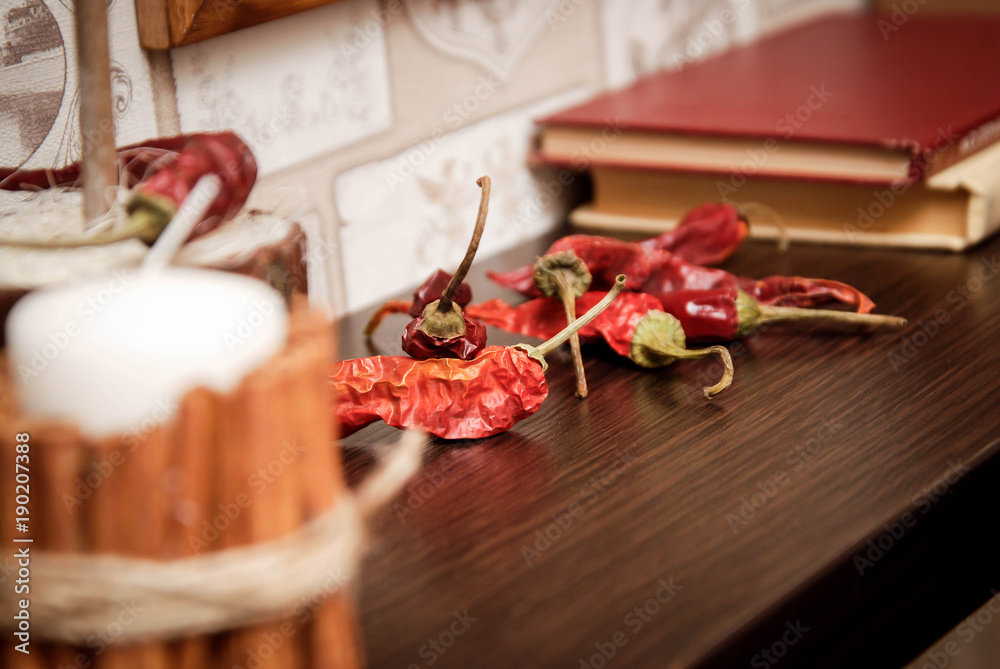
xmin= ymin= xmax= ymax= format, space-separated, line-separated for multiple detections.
xmin=538 ymin=11 xmax=1000 ymax=250
xmin=537 ymin=12 xmax=1000 ymax=185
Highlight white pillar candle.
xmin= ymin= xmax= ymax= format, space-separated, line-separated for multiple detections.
xmin=6 ymin=268 xmax=288 ymax=439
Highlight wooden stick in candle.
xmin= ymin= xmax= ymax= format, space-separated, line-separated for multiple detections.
xmin=291 ymin=308 xmax=363 ymax=669
xmin=216 ymin=365 xmax=302 ymax=669
xmin=86 ymin=430 xmax=170 ymax=669
xmin=164 ymin=388 xmax=215 ymax=668
xmin=75 ymin=0 xmax=119 ymax=224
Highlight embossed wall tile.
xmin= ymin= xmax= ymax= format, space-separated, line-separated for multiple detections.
xmin=403 ymin=0 xmax=565 ymax=81
xmin=334 ymin=86 xmax=593 ymax=311
xmin=171 ymin=0 xmax=393 ymax=175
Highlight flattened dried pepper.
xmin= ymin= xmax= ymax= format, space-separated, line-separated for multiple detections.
xmin=466 ymin=291 xmax=734 ymax=398
xmin=400 ymin=176 xmax=492 ymax=360
xmin=654 ymin=287 xmax=906 ymax=342
xmin=488 ymin=234 xmax=657 ymax=295
xmin=333 ymin=276 xmax=626 ymax=439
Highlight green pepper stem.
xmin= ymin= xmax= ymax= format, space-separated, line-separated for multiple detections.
xmin=0 ymin=215 xmax=152 ymax=248
xmin=534 ymin=251 xmax=593 ymax=399
xmin=557 ymin=283 xmax=588 ymax=399
xmin=532 ymin=275 xmax=625 ymax=358
xmin=755 ymin=305 xmax=907 ymax=330
xmin=438 ymin=176 xmax=490 ymax=312
xmin=629 ymin=311 xmax=734 ymax=398
xmin=666 ymin=345 xmax=734 ymax=399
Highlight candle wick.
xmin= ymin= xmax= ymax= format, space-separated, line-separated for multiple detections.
xmin=141 ymin=175 xmax=222 ymax=273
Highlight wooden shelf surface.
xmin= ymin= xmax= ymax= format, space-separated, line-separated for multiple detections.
xmin=337 ymin=231 xmax=1000 ymax=668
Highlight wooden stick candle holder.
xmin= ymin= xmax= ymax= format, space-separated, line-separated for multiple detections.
xmin=0 ymin=289 xmax=411 ymax=668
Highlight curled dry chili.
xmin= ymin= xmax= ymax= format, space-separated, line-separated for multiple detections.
xmin=333 ymin=276 xmax=626 ymax=440
xmin=400 ymin=176 xmax=492 ymax=360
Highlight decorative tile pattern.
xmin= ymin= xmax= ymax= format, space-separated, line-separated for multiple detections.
xmin=171 ymin=0 xmax=393 ymax=175
xmin=334 ymin=86 xmax=593 ymax=311
xmin=404 ymin=0 xmax=564 ymax=81
xmin=600 ymin=0 xmax=763 ymax=88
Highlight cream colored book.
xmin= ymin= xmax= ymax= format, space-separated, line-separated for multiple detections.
xmin=569 ymin=138 xmax=1000 ymax=252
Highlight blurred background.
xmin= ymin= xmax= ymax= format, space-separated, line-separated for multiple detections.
xmin=4 ymin=0 xmax=1000 ymax=315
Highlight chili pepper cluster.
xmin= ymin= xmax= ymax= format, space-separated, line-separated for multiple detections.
xmin=339 ymin=185 xmax=907 ymax=442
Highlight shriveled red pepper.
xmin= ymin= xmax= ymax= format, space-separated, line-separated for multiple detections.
xmin=640 ymin=253 xmax=877 ymax=314
xmin=485 ymin=201 xmax=745 ymax=292
xmin=333 ymin=277 xmax=626 ymax=439
xmin=466 ymin=292 xmax=734 ymax=398
xmin=408 ymin=269 xmax=472 ymax=317
xmin=488 ymin=234 xmax=657 ymax=295
xmin=0 ymin=132 xmax=256 ymax=246
xmin=400 ymin=177 xmax=491 ymax=360
xmin=654 ymin=287 xmax=905 ymax=342
xmin=489 ymin=236 xmax=875 ymax=313
xmin=127 ymin=132 xmax=257 ymax=242
xmin=362 ymin=268 xmax=472 ymax=340
xmin=638 ymin=202 xmax=748 ymax=265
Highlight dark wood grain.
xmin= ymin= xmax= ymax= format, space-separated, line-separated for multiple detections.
xmin=337 ymin=231 xmax=1000 ymax=669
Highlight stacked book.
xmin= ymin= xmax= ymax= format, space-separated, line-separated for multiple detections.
xmin=534 ymin=12 xmax=1000 ymax=250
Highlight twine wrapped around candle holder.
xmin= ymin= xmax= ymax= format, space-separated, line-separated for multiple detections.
xmin=0 ymin=299 xmax=420 ymax=669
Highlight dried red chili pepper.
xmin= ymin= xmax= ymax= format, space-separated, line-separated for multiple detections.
xmin=0 ymin=132 xmax=256 ymax=247
xmin=401 ymin=177 xmax=491 ymax=360
xmin=489 ymin=234 xmax=657 ymax=295
xmin=654 ymin=287 xmax=905 ymax=341
xmin=490 ymin=236 xmax=875 ymax=313
xmin=127 ymin=132 xmax=257 ymax=242
xmin=485 ymin=201 xmax=745 ymax=292
xmin=333 ymin=276 xmax=626 ymax=439
xmin=638 ymin=202 xmax=748 ymax=265
xmin=466 ymin=291 xmax=734 ymax=398
xmin=362 ymin=268 xmax=473 ymax=339
xmin=533 ymin=250 xmax=592 ymax=398
xmin=640 ymin=253 xmax=877 ymax=314
xmin=408 ymin=269 xmax=473 ymax=317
